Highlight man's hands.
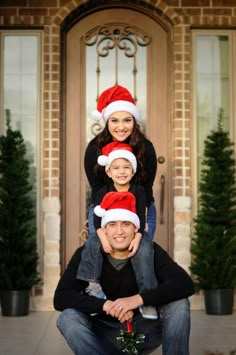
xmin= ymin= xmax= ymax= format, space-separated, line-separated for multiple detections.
xmin=103 ymin=294 xmax=143 ymax=323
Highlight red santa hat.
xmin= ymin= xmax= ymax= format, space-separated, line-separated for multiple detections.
xmin=94 ymin=191 xmax=140 ymax=229
xmin=92 ymin=85 xmax=139 ymax=121
xmin=97 ymin=142 xmax=137 ymax=173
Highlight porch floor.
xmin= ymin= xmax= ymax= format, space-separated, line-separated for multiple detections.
xmin=0 ymin=310 xmax=235 ymax=355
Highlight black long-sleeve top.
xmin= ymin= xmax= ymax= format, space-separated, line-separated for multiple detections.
xmin=84 ymin=136 xmax=157 ymax=207
xmin=54 ymin=243 xmax=194 ymax=318
xmin=93 ymin=182 xmax=147 ymax=234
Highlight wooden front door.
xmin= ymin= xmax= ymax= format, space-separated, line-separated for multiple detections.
xmin=62 ymin=8 xmax=172 ymax=267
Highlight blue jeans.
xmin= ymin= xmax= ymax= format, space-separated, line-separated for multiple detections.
xmin=77 ymin=233 xmax=158 ymax=291
xmin=57 ymin=298 xmax=190 ymax=355
xmin=87 ymin=203 xmax=96 ymax=235
xmin=146 ymin=201 xmax=157 ymax=241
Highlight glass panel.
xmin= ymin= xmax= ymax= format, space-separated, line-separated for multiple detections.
xmin=2 ymin=33 xmax=40 ymax=257
xmin=84 ymin=24 xmax=149 ymax=208
xmin=86 ymin=43 xmax=147 ymax=141
xmin=195 ymin=35 xmax=229 ymax=179
xmin=85 ymin=25 xmax=149 ymax=144
xmin=3 ymin=35 xmax=38 ymax=154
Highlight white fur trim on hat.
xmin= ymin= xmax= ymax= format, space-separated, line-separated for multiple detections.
xmin=94 ymin=205 xmax=106 ymax=217
xmin=97 ymin=155 xmax=109 ymax=166
xmin=102 ymin=100 xmax=139 ymax=121
xmin=91 ymin=109 xmax=103 ymax=121
xmin=101 ymin=208 xmax=140 ymax=228
xmin=105 ymin=149 xmax=137 ymax=172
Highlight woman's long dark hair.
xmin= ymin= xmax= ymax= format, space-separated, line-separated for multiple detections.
xmin=94 ymin=118 xmax=146 ymax=184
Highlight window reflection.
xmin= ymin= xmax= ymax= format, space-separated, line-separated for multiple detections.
xmin=1 ymin=32 xmax=40 ymax=260
xmin=3 ymin=35 xmax=38 ymax=150
xmin=195 ymin=35 xmax=229 ymax=176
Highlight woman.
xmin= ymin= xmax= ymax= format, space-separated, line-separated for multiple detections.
xmin=85 ymin=85 xmax=157 ymax=240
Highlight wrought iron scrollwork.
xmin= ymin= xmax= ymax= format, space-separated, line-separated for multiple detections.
xmin=83 ymin=24 xmax=151 ymax=57
xmin=82 ymin=23 xmax=151 ymax=137
xmin=78 ymin=219 xmax=89 ymax=246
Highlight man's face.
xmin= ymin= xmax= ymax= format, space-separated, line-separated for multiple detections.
xmin=105 ymin=221 xmax=138 ymax=252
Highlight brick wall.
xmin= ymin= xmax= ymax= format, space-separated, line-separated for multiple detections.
xmin=1 ymin=0 xmax=235 ymax=198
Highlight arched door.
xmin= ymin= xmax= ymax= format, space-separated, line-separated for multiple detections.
xmin=62 ymin=8 xmax=172 ymax=267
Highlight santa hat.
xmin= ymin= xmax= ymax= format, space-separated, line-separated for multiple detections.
xmin=92 ymin=85 xmax=139 ymax=121
xmin=97 ymin=142 xmax=137 ymax=173
xmin=94 ymin=191 xmax=140 ymax=229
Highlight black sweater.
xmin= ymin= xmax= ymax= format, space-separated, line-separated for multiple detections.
xmin=54 ymin=243 xmax=194 ymax=318
xmin=84 ymin=136 xmax=157 ymax=206
xmin=93 ymin=182 xmax=146 ymax=234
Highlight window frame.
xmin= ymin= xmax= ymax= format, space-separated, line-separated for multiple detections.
xmin=0 ymin=30 xmax=43 ymax=275
xmin=192 ymin=29 xmax=236 ymax=215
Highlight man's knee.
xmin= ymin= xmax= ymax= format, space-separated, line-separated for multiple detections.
xmin=57 ymin=308 xmax=89 ymax=333
xmin=57 ymin=309 xmax=74 ymax=333
xmin=160 ymin=299 xmax=190 ymax=323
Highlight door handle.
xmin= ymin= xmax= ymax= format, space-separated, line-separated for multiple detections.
xmin=160 ymin=174 xmax=165 ymax=224
xmin=158 ymin=156 xmax=165 ymax=164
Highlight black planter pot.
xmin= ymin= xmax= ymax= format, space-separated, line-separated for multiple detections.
xmin=0 ymin=290 xmax=30 ymax=317
xmin=204 ymin=288 xmax=234 ymax=315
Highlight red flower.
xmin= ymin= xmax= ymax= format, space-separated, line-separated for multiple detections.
xmin=127 ymin=320 xmax=133 ymax=333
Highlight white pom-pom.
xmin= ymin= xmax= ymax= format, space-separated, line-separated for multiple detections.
xmin=91 ymin=109 xmax=102 ymax=121
xmin=97 ymin=155 xmax=108 ymax=166
xmin=94 ymin=205 xmax=105 ymax=217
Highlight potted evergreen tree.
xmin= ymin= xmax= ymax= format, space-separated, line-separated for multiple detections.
xmin=190 ymin=109 xmax=236 ymax=315
xmin=0 ymin=110 xmax=39 ymax=316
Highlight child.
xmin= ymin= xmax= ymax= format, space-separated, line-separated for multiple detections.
xmin=77 ymin=142 xmax=158 ymax=319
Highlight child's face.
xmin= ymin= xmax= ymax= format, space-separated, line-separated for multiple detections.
xmin=107 ymin=158 xmax=134 ymax=186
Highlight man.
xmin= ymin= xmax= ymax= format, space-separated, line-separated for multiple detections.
xmin=54 ymin=191 xmax=194 ymax=355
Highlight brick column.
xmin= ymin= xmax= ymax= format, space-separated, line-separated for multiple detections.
xmin=173 ymin=196 xmax=191 ymax=272
xmin=32 ymin=196 xmax=61 ymax=310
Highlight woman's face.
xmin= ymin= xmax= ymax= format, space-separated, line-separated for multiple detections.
xmin=107 ymin=111 xmax=134 ymax=142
